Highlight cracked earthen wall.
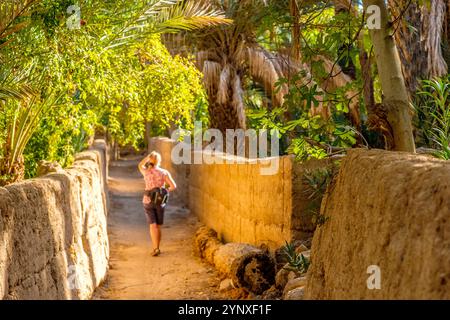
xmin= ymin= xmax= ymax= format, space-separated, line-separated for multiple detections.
xmin=305 ymin=149 xmax=450 ymax=299
xmin=0 ymin=140 xmax=109 ymax=300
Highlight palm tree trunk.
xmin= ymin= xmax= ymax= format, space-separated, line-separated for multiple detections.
xmin=363 ymin=0 xmax=416 ymax=152
xmin=388 ymin=0 xmax=448 ymax=95
xmin=444 ymin=1 xmax=450 ymax=67
xmin=290 ymin=0 xmax=301 ymax=61
xmin=422 ymin=0 xmax=448 ymax=77
xmin=388 ymin=0 xmax=427 ymax=95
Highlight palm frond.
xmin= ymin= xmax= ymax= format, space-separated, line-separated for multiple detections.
xmin=0 ymin=0 xmax=40 ymax=42
xmin=0 ymin=93 xmax=55 ymax=185
xmin=217 ymin=64 xmax=232 ymax=105
xmin=231 ymin=73 xmax=246 ymax=128
xmin=202 ymin=60 xmax=222 ymax=96
xmin=247 ymin=47 xmax=288 ymax=106
xmin=196 ymin=50 xmax=215 ymax=69
xmin=108 ymin=0 xmax=232 ymax=49
xmin=152 ymin=0 xmax=232 ymax=33
xmin=0 ymin=63 xmax=36 ymax=103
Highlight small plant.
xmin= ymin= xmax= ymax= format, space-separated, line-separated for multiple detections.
xmin=414 ymin=77 xmax=450 ymax=160
xmin=303 ymin=166 xmax=337 ymax=227
xmin=282 ymin=241 xmax=310 ymax=274
xmin=303 ymin=167 xmax=335 ymax=199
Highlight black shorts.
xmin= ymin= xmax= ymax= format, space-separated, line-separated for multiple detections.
xmin=144 ymin=203 xmax=165 ymax=225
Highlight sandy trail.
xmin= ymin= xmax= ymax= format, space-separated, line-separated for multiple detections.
xmin=94 ymin=156 xmax=224 ymax=300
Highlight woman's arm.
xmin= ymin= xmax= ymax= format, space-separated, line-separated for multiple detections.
xmin=165 ymin=172 xmax=177 ymax=192
xmin=138 ymin=155 xmax=150 ymax=176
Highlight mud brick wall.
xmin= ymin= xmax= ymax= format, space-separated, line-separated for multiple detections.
xmin=305 ymin=149 xmax=450 ymax=299
xmin=0 ymin=140 xmax=109 ymax=300
xmin=149 ymin=137 xmax=331 ymax=250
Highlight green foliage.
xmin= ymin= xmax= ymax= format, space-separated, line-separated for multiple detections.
xmin=414 ymin=77 xmax=450 ymax=160
xmin=247 ymin=71 xmax=357 ymax=161
xmin=282 ymin=241 xmax=310 ymax=274
xmin=300 ymin=5 xmax=361 ymax=65
xmin=0 ymin=94 xmax=57 ymax=185
xmin=1 ymin=0 xmax=216 ymax=183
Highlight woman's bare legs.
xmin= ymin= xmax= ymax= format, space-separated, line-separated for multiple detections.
xmin=150 ymin=224 xmax=161 ymax=253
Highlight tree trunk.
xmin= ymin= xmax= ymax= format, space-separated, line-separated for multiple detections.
xmin=290 ymin=0 xmax=301 ymax=61
xmin=145 ymin=121 xmax=152 ymax=152
xmin=209 ymin=101 xmax=245 ymax=133
xmin=422 ymin=0 xmax=448 ymax=77
xmin=208 ymin=73 xmax=247 ymax=133
xmin=194 ymin=226 xmax=276 ymax=295
xmin=363 ymin=0 xmax=416 ymax=152
xmin=359 ymin=45 xmax=375 ymax=112
xmin=388 ymin=0 xmax=427 ymax=95
xmin=388 ymin=0 xmax=448 ymax=95
xmin=444 ymin=1 xmax=450 ymax=67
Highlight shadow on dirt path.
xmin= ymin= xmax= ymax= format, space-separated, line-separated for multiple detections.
xmin=94 ymin=156 xmax=225 ymax=300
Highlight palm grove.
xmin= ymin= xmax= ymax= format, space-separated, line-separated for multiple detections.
xmin=0 ymin=0 xmax=449 ymax=186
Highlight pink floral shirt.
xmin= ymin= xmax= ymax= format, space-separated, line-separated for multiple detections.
xmin=143 ymin=167 xmax=168 ymax=204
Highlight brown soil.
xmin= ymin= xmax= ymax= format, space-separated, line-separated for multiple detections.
xmin=93 ymin=156 xmax=226 ymax=300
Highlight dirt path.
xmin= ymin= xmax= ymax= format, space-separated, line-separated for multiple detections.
xmin=94 ymin=156 xmax=225 ymax=300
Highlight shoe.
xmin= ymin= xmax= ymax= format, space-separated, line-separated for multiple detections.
xmin=151 ymin=248 xmax=161 ymax=257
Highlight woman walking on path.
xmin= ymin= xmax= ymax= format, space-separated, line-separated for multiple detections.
xmin=138 ymin=151 xmax=177 ymax=256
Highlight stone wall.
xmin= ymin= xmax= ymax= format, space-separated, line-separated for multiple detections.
xmin=148 ymin=137 xmax=332 ymax=249
xmin=305 ymin=149 xmax=450 ymax=299
xmin=0 ymin=140 xmax=109 ymax=300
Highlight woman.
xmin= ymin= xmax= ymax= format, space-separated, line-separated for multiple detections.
xmin=138 ymin=151 xmax=177 ymax=256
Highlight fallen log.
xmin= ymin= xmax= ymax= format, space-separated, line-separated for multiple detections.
xmin=194 ymin=226 xmax=276 ymax=295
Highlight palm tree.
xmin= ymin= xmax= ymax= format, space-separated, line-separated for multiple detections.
xmin=389 ymin=0 xmax=448 ymax=95
xmin=191 ymin=0 xmax=363 ymax=134
xmin=185 ymin=0 xmax=302 ymax=132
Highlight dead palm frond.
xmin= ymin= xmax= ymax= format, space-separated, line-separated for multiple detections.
xmin=202 ymin=60 xmax=222 ymax=95
xmin=231 ymin=72 xmax=246 ymax=128
xmin=247 ymin=47 xmax=289 ymax=106
xmin=217 ymin=64 xmax=232 ymax=105
xmin=0 ymin=0 xmax=40 ymax=43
